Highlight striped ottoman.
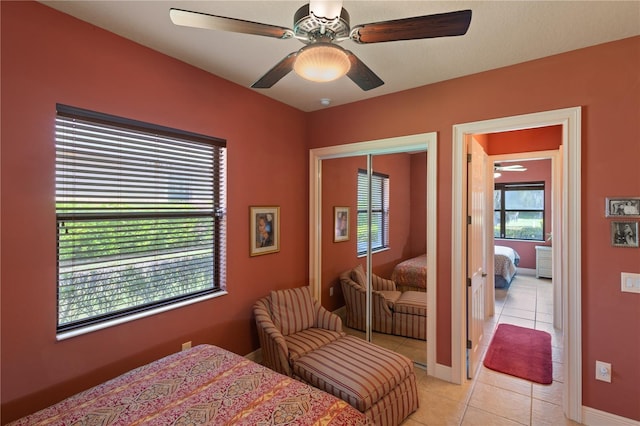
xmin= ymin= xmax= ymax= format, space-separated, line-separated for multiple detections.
xmin=394 ymin=290 xmax=427 ymax=340
xmin=292 ymin=335 xmax=418 ymax=426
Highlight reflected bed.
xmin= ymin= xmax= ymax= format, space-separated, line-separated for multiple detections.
xmin=391 ymin=254 xmax=427 ymax=292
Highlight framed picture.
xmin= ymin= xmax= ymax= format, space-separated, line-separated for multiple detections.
xmin=334 ymin=206 xmax=350 ymax=242
xmin=250 ymin=206 xmax=280 ymax=256
xmin=606 ymin=197 xmax=640 ymax=217
xmin=611 ymin=221 xmax=639 ymax=248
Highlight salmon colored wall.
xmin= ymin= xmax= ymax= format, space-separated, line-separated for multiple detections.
xmin=410 ymin=152 xmax=428 ymax=256
xmin=487 ymin=126 xmax=562 ymax=155
xmin=321 ymin=153 xmax=421 ymax=312
xmin=2 ymin=1 xmax=639 ymax=422
xmin=1 ymin=2 xmax=309 ymax=422
xmin=321 ymin=156 xmax=364 ymax=311
xmin=494 ymin=158 xmax=553 ymax=268
xmin=307 ymin=37 xmax=640 ymax=420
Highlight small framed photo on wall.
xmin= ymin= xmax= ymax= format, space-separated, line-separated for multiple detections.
xmin=250 ymin=206 xmax=280 ymax=256
xmin=334 ymin=206 xmax=349 ymax=242
xmin=611 ymin=221 xmax=639 ymax=248
xmin=606 ymin=197 xmax=640 ymax=218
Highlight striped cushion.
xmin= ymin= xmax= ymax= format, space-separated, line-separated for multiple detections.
xmin=395 ymin=291 xmax=427 ymax=316
xmin=351 ymin=264 xmax=366 ymax=289
xmin=285 ymin=328 xmax=344 ymax=363
xmin=270 ymin=286 xmax=315 ymax=336
xmin=365 ymin=373 xmax=419 ymax=426
xmin=394 ymin=312 xmax=427 ymax=340
xmin=293 ymin=335 xmax=414 ymax=412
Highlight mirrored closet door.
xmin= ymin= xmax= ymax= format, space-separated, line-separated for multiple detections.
xmin=318 ymin=147 xmax=429 ymax=367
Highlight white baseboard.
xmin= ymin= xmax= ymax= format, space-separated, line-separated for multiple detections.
xmin=434 ymin=363 xmax=452 ymax=382
xmin=516 ymin=267 xmax=536 ymax=276
xmin=582 ymin=406 xmax=640 ymax=426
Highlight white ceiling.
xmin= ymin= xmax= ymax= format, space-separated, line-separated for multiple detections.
xmin=40 ymin=1 xmax=640 ymax=112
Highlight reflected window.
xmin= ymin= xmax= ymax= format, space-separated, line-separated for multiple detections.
xmin=357 ymin=169 xmax=389 ymax=254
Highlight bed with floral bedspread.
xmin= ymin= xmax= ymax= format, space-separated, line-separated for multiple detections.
xmin=495 ymin=245 xmax=520 ymax=289
xmin=391 ymin=254 xmax=427 ymax=291
xmin=9 ymin=344 xmax=371 ymax=425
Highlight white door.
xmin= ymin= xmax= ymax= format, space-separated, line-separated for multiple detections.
xmin=467 ymin=138 xmax=488 ymax=379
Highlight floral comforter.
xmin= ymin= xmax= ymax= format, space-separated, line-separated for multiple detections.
xmin=495 ymin=245 xmax=520 ymax=288
xmin=9 ymin=344 xmax=370 ymax=425
xmin=391 ymin=254 xmax=427 ymax=290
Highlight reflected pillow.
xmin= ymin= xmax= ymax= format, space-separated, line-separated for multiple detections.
xmin=351 ymin=264 xmax=366 ymax=289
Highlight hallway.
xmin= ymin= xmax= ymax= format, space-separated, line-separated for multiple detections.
xmin=403 ymin=271 xmax=580 ymax=425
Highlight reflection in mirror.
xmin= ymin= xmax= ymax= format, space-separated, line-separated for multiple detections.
xmin=321 ymin=151 xmax=428 ymax=367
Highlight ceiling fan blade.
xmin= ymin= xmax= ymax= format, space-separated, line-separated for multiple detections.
xmin=251 ymin=52 xmax=298 ymax=89
xmin=350 ymin=9 xmax=472 ymax=44
xmin=170 ymin=8 xmax=294 ymax=39
xmin=345 ymin=51 xmax=384 ymax=91
xmin=499 ymin=165 xmax=527 ymax=170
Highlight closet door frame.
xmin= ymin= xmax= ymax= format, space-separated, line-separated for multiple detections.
xmin=309 ymin=132 xmax=438 ymax=375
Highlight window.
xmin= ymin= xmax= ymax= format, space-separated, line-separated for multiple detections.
xmin=55 ymin=104 xmax=226 ymax=334
xmin=494 ymin=182 xmax=545 ymax=240
xmin=357 ymin=169 xmax=389 ymax=254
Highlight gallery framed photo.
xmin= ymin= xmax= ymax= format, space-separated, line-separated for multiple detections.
xmin=610 ymin=221 xmax=639 ymax=248
xmin=334 ymin=206 xmax=349 ymax=242
xmin=250 ymin=206 xmax=280 ymax=256
xmin=606 ymin=197 xmax=640 ymax=218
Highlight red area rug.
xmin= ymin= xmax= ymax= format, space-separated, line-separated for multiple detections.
xmin=483 ymin=324 xmax=553 ymax=384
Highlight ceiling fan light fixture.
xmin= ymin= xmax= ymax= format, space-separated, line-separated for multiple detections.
xmin=293 ymin=43 xmax=350 ymax=83
xmin=309 ymin=0 xmax=343 ymax=21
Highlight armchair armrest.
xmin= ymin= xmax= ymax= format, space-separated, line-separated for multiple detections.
xmin=314 ymin=301 xmax=344 ymax=333
xmin=372 ymin=273 xmax=397 ymax=292
xmin=253 ymin=299 xmax=293 ymax=376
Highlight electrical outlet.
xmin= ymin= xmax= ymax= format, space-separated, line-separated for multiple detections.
xmin=595 ymin=360 xmax=611 ymax=383
xmin=181 ymin=341 xmax=192 ymax=351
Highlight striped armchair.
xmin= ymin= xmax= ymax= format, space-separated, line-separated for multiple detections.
xmin=339 ymin=265 xmax=402 ymax=335
xmin=253 ymin=286 xmax=345 ymax=377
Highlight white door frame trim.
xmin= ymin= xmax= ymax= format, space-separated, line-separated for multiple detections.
xmin=309 ymin=132 xmax=438 ymax=376
xmin=451 ymin=107 xmax=582 ymax=422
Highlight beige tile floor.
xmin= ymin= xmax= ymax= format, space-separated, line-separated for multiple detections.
xmin=341 ymin=271 xmax=581 ymax=426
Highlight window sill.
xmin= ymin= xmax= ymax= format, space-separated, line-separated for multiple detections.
xmin=357 ymin=247 xmax=390 ymax=258
xmin=56 ymin=290 xmax=228 ymax=341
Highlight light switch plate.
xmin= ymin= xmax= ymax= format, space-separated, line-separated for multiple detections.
xmin=621 ymin=272 xmax=640 ymax=294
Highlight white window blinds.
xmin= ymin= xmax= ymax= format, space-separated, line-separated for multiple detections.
xmin=55 ymin=104 xmax=226 ymax=332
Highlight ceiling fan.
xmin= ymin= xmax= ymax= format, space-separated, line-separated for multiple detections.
xmin=169 ymin=1 xmax=472 ymax=91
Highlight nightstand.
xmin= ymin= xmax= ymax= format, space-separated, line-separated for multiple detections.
xmin=535 ymin=246 xmax=552 ymax=278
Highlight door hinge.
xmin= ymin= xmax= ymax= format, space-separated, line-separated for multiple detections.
xmin=467 ymin=215 xmax=472 ymax=225
xmin=466 ymin=339 xmax=472 ymax=349
xmin=467 ymin=277 xmax=472 ymax=287
xmin=467 ymin=153 xmax=472 ymax=163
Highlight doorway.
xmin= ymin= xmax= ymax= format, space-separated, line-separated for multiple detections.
xmin=451 ymin=107 xmax=583 ymax=422
xmin=490 ymin=152 xmax=562 ymax=331
xmin=309 ymin=132 xmax=438 ymax=374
